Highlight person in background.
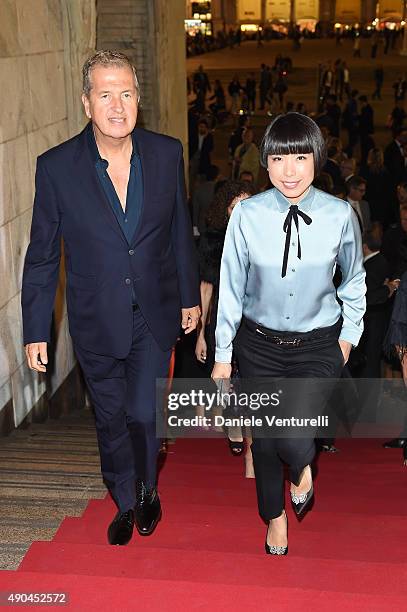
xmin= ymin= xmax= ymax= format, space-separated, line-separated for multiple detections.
xmin=342 ymin=89 xmax=359 ymax=157
xmin=359 ymin=231 xmax=397 ymax=380
xmin=233 ymin=127 xmax=260 ymax=184
xmin=358 ymin=95 xmax=375 ymax=167
xmin=342 ymin=61 xmax=351 ymax=99
xmin=388 ymin=101 xmax=406 ymax=136
xmin=340 ymin=157 xmax=356 ymax=184
xmin=325 ymin=94 xmax=341 ymax=137
xmin=382 ymin=202 xmax=407 ymax=279
xmin=383 ymin=271 xmax=407 ymax=465
xmin=323 ymin=144 xmax=342 ymax=190
xmin=193 ymin=64 xmax=211 ymax=100
xmin=195 ymin=180 xmax=256 ymax=476
xmin=360 ymin=147 xmax=393 ymax=227
xmin=274 ymin=71 xmax=288 ymax=110
xmin=192 ymin=165 xmax=219 ymax=237
xmin=228 ymin=114 xmax=250 ymax=160
xmin=393 ymin=74 xmax=406 ymax=104
xmin=208 ymin=79 xmax=226 ymax=118
xmin=384 ymin=128 xmax=407 ymax=221
xmin=189 ymin=119 xmax=214 ymax=194
xmin=372 ymin=65 xmax=384 ymax=100
xmin=259 ymin=64 xmax=272 ymax=111
xmin=246 ymin=72 xmax=257 ymax=115
xmin=228 ymin=74 xmax=242 ymax=115
xmin=346 ymin=176 xmax=372 ymax=233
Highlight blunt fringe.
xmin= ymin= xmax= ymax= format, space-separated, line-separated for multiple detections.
xmin=260 ymin=112 xmax=327 ymax=175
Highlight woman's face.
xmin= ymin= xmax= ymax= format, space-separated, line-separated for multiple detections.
xmin=227 ymin=193 xmax=250 ymax=218
xmin=267 ymin=153 xmax=314 ymax=204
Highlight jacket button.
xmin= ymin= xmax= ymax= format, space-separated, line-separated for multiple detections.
xmin=125 ymin=278 xmax=131 ymax=285
xmin=128 ymin=249 xmax=134 ymax=255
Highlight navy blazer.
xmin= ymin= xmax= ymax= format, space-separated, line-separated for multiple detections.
xmin=22 ymin=122 xmax=200 ymax=358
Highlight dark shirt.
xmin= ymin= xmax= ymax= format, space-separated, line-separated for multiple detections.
xmin=88 ymin=126 xmax=143 ymax=243
xmin=88 ymin=126 xmax=143 ymax=302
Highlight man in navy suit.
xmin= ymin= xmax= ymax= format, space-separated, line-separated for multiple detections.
xmin=22 ymin=51 xmax=200 ymax=545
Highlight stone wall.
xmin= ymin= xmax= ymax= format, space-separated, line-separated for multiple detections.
xmin=0 ymin=0 xmax=96 ymax=433
xmin=97 ymin=0 xmax=188 ymax=155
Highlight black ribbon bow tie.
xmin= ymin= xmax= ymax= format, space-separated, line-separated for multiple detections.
xmin=281 ymin=205 xmax=312 ymax=278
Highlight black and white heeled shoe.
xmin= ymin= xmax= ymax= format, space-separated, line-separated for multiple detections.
xmin=290 ymin=465 xmax=314 ymax=516
xmin=265 ymin=510 xmax=288 ymax=555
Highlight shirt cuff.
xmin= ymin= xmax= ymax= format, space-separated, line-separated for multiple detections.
xmin=339 ymin=327 xmax=362 ymax=347
xmin=215 ymin=348 xmax=233 ymax=363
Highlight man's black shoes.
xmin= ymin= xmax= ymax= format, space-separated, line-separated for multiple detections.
xmin=134 ymin=479 xmax=162 ymax=535
xmin=108 ymin=509 xmax=135 ymax=545
xmin=383 ymin=438 xmax=406 ymax=449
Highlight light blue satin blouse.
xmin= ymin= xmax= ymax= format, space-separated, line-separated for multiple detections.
xmin=215 ymin=186 xmax=366 ymax=363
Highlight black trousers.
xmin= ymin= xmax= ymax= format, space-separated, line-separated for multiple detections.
xmin=234 ymin=317 xmax=343 ymax=521
xmin=74 ymin=308 xmax=172 ymax=512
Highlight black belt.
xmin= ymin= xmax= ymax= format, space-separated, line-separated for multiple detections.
xmin=244 ymin=317 xmax=342 ymax=347
xmin=132 ymin=303 xmax=139 ymax=311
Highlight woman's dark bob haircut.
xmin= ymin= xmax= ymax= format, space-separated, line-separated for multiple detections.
xmin=260 ymin=112 xmax=327 ymax=175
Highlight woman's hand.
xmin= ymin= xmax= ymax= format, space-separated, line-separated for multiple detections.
xmin=195 ymin=335 xmax=208 ymax=363
xmin=338 ymin=339 xmax=352 ymax=365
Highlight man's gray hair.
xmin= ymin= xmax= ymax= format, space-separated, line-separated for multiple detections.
xmin=82 ymin=50 xmax=140 ymax=101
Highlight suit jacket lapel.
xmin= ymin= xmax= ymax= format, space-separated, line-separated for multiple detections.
xmin=130 ymin=128 xmax=152 ymax=247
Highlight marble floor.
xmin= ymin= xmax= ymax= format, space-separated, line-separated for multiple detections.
xmin=0 ymin=409 xmax=105 ymax=570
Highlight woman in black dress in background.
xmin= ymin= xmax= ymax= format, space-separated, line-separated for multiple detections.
xmin=195 ymin=179 xmax=256 ymax=475
xmin=384 ymin=271 xmax=407 ymax=465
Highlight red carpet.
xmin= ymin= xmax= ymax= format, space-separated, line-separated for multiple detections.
xmin=2 ymin=438 xmax=407 ymax=610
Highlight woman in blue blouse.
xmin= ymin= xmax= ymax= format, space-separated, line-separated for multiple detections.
xmin=212 ymin=113 xmax=366 ymax=555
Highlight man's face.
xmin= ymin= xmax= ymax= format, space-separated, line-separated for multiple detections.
xmin=349 ymin=183 xmax=366 ymax=202
xmin=341 ymin=160 xmax=354 ymax=178
xmin=82 ymin=65 xmax=138 ymax=140
xmin=243 ymin=129 xmax=253 ymax=145
xmin=198 ymin=123 xmax=208 ymax=136
xmin=400 ymin=211 xmax=407 ymax=233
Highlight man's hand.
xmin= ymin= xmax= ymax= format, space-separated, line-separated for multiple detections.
xmin=181 ymin=305 xmax=201 ymax=334
xmin=25 ymin=342 xmax=48 ymax=373
xmin=338 ymin=339 xmax=352 ymax=365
